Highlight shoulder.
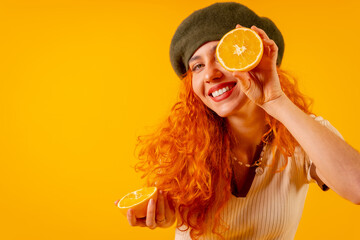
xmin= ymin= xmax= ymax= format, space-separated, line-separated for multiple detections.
xmin=298 ymin=114 xmax=343 ymax=190
xmin=308 ymin=114 xmax=343 ymax=140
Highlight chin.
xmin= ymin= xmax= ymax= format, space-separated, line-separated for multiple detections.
xmin=212 ymin=107 xmax=237 ymax=118
xmin=215 ymin=111 xmax=229 ymax=118
xmin=211 ymin=100 xmax=246 ymax=118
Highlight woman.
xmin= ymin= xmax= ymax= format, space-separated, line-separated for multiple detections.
xmin=125 ymin=2 xmax=360 ymax=239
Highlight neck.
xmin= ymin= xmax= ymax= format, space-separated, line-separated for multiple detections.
xmin=226 ymin=103 xmax=268 ymax=158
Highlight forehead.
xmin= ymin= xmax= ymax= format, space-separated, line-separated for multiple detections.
xmin=189 ymin=41 xmax=219 ymax=63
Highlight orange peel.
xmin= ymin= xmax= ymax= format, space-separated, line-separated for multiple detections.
xmin=116 ymin=187 xmax=158 ymax=218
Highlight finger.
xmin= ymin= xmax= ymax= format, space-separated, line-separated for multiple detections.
xmin=127 ymin=209 xmax=134 ymax=226
xmin=262 ymin=39 xmax=278 ymax=59
xmin=263 ymin=39 xmax=278 ymax=53
xmin=130 ymin=209 xmax=147 ymax=227
xmin=127 ymin=209 xmax=147 ymax=227
xmin=134 ymin=217 xmax=147 ymax=227
xmin=251 ymin=25 xmax=270 ymax=40
xmin=235 ymin=24 xmax=243 ymax=28
xmin=156 ymin=191 xmax=166 ymax=224
xmin=146 ymin=199 xmax=157 ymax=229
xmin=163 ymin=192 xmax=175 ymax=222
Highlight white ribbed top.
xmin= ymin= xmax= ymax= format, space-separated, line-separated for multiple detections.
xmin=175 ymin=115 xmax=343 ymax=240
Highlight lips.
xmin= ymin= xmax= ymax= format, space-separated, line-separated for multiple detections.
xmin=208 ymin=81 xmax=237 ymax=96
xmin=208 ymin=81 xmax=237 ymax=102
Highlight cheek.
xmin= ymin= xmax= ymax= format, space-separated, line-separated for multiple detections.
xmin=191 ymin=77 xmax=204 ymax=99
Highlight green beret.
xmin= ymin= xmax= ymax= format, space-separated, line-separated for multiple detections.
xmin=170 ymin=2 xmax=285 ymax=77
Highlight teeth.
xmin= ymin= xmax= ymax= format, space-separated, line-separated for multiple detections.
xmin=211 ymin=86 xmax=233 ymax=97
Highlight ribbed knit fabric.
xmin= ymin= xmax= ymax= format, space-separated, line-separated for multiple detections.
xmin=175 ymin=115 xmax=343 ymax=240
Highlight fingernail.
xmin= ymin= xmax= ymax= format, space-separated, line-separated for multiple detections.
xmin=114 ymin=199 xmax=120 ymax=206
xmin=159 ymin=190 xmax=163 ymax=195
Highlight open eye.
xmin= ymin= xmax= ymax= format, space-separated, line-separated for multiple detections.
xmin=192 ymin=63 xmax=204 ymax=72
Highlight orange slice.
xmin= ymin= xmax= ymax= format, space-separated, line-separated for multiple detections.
xmin=216 ymin=27 xmax=263 ymax=72
xmin=116 ymin=187 xmax=158 ymax=218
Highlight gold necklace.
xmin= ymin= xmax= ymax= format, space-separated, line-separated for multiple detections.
xmin=231 ymin=130 xmax=273 ymax=175
xmin=231 ymin=141 xmax=267 ymax=168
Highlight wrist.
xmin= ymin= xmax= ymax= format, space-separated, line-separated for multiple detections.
xmin=261 ymin=93 xmax=292 ymax=119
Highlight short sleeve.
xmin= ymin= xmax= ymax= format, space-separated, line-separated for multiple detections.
xmin=304 ymin=114 xmax=344 ymax=189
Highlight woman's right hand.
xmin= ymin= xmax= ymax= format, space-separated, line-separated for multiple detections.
xmin=127 ymin=190 xmax=176 ymax=229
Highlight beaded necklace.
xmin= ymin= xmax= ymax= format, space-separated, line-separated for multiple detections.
xmin=231 ymin=131 xmax=272 ymax=175
xmin=232 ymin=141 xmax=267 ymax=175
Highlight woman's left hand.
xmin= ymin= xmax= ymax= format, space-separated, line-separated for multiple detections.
xmin=232 ymin=25 xmax=285 ymax=107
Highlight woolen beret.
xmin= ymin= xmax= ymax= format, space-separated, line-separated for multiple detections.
xmin=170 ymin=2 xmax=285 ymax=77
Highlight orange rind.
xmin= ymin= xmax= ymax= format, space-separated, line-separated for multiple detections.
xmin=116 ymin=187 xmax=158 ymax=218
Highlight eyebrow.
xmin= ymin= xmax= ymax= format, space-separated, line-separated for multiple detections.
xmin=188 ymin=44 xmax=218 ymax=65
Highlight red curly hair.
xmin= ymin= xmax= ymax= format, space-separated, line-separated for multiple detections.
xmin=134 ymin=68 xmax=313 ymax=239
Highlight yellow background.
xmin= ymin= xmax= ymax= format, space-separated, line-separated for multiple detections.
xmin=1 ymin=0 xmax=359 ymax=239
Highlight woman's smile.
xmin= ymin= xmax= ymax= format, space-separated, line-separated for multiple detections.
xmin=208 ymin=81 xmax=237 ymax=102
xmin=190 ymin=41 xmax=252 ymax=117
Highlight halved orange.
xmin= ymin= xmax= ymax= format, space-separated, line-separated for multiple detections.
xmin=115 ymin=187 xmax=158 ymax=218
xmin=216 ymin=27 xmax=263 ymax=72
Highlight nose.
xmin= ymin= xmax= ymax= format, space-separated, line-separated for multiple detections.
xmin=204 ymin=62 xmax=223 ymax=83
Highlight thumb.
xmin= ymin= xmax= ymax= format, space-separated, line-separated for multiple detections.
xmin=233 ymin=71 xmax=251 ymax=93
